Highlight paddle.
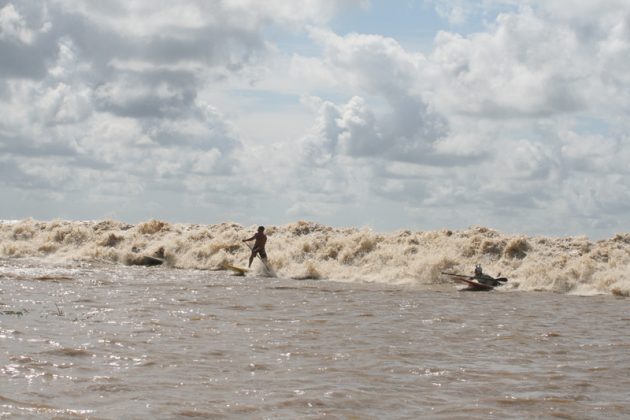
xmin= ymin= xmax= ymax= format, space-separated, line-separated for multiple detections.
xmin=441 ymin=272 xmax=508 ymax=283
xmin=441 ymin=272 xmax=472 ymax=280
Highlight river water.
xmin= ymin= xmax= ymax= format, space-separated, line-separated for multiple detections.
xmin=1 ymin=259 xmax=629 ymax=419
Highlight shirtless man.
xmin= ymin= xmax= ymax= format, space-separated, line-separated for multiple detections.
xmin=243 ymin=226 xmax=267 ymax=268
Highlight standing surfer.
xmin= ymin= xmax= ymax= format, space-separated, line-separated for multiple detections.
xmin=243 ymin=226 xmax=268 ymax=268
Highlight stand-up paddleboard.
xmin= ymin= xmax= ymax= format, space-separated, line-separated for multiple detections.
xmin=223 ymin=263 xmax=248 ymax=276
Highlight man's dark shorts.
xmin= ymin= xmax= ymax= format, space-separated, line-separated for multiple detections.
xmin=253 ymin=247 xmax=267 ymax=259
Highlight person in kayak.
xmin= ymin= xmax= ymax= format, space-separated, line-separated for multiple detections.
xmin=473 ymin=265 xmax=501 ymax=287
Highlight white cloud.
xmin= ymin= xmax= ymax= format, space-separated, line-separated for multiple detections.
xmin=269 ymin=3 xmax=630 ymax=237
xmin=560 ymin=131 xmax=630 ymax=175
xmin=191 ymin=149 xmax=222 ymax=174
xmin=302 ymin=30 xmax=449 ymax=163
xmin=37 ymin=82 xmax=92 ymax=124
xmin=429 ymin=8 xmax=587 ymax=118
xmin=309 ymin=27 xmax=425 ymax=95
xmin=2 ymin=0 xmax=630 ymax=237
xmin=288 ymin=55 xmax=339 ymax=91
xmin=0 ymin=3 xmax=37 ymax=44
xmin=431 ymin=0 xmax=476 ymax=25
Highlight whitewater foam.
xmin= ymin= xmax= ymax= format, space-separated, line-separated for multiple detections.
xmin=1 ymin=219 xmax=629 ymax=295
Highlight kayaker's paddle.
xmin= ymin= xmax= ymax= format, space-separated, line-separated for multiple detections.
xmin=441 ymin=271 xmax=508 ymax=283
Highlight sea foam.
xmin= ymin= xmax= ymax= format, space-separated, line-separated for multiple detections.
xmin=1 ymin=219 xmax=629 ymax=295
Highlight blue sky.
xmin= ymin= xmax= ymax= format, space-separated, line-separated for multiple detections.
xmin=332 ymin=1 xmax=445 ymax=50
xmin=1 ymin=0 xmax=629 ymax=238
xmin=333 ymin=1 xmax=472 ymax=46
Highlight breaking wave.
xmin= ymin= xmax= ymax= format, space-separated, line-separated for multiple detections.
xmin=1 ymin=219 xmax=629 ymax=296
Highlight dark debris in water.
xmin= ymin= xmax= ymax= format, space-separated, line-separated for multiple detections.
xmin=34 ymin=276 xmax=74 ymax=282
xmin=1 ymin=309 xmax=28 ymax=316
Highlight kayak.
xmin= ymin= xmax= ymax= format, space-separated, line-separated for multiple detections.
xmin=441 ymin=271 xmax=507 ymax=291
xmin=454 ymin=277 xmax=495 ymax=291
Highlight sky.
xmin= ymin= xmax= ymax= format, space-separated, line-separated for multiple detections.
xmin=1 ymin=0 xmax=630 ymax=239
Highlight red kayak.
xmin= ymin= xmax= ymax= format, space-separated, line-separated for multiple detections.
xmin=441 ymin=272 xmax=505 ymax=291
xmin=453 ymin=277 xmax=494 ymax=291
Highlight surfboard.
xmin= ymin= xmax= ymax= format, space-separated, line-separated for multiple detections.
xmin=223 ymin=264 xmax=248 ymax=276
xmin=454 ymin=277 xmax=495 ymax=291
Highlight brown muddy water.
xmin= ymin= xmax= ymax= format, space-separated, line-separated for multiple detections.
xmin=1 ymin=259 xmax=629 ymax=419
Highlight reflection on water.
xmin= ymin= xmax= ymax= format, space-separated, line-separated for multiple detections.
xmin=1 ymin=260 xmax=629 ymax=418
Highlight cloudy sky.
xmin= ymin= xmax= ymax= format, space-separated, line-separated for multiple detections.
xmin=1 ymin=0 xmax=629 ymax=238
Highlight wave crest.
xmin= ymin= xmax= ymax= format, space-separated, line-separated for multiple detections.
xmin=1 ymin=219 xmax=629 ymax=295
